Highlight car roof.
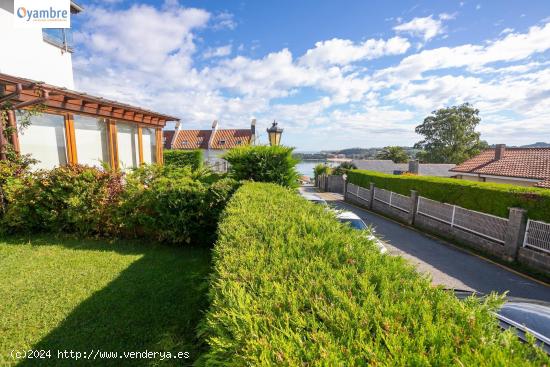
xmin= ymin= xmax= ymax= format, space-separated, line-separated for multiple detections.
xmin=336 ymin=211 xmax=361 ymax=220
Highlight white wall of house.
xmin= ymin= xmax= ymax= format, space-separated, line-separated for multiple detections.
xmin=0 ymin=0 xmax=75 ymax=88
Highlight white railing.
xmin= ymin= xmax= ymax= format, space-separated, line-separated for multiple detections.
xmin=374 ymin=187 xmax=410 ymax=213
xmin=347 ymin=183 xmax=371 ymax=202
xmin=523 ymin=219 xmax=550 ymax=254
xmin=417 ymin=196 xmax=507 ymax=244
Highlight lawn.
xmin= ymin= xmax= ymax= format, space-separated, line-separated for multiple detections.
xmin=0 ymin=235 xmax=211 ymax=366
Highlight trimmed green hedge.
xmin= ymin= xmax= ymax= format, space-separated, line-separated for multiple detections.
xmin=199 ymin=182 xmax=548 ymax=366
xmin=348 ymin=170 xmax=550 ymax=221
xmin=223 ymin=145 xmax=299 ymax=188
xmin=164 ymin=149 xmax=203 ymax=170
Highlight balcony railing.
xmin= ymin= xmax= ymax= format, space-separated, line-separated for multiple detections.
xmin=42 ymin=29 xmax=74 ymax=52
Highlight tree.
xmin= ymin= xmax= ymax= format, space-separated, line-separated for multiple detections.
xmin=414 ymin=103 xmax=488 ymax=164
xmin=332 ymin=161 xmax=357 ymax=176
xmin=376 ymin=146 xmax=410 ymax=163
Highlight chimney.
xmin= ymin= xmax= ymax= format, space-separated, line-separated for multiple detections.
xmin=208 ymin=120 xmax=219 ymax=150
xmin=408 ymin=160 xmax=419 ymax=174
xmin=495 ymin=144 xmax=506 ymax=160
xmin=250 ymin=119 xmax=256 ymax=145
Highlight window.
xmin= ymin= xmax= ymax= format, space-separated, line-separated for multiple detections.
xmin=218 ymin=140 xmax=226 ymax=145
xmin=182 ymin=140 xmax=188 ymax=145
xmin=142 ymin=128 xmax=157 ymax=164
xmin=42 ymin=29 xmax=74 ymax=52
xmin=73 ymin=115 xmax=109 ymax=167
xmin=116 ymin=123 xmax=139 ymax=169
xmin=17 ymin=112 xmax=67 ymax=170
xmin=236 ymin=140 xmax=242 ymax=145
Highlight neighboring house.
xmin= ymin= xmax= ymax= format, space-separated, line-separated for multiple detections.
xmin=0 ymin=2 xmax=179 ymax=169
xmin=451 ymin=144 xmax=550 ymax=188
xmin=166 ymin=119 xmax=256 ymax=170
xmin=352 ymin=159 xmax=456 ymax=177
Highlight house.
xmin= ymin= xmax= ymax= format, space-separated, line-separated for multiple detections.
xmin=0 ymin=1 xmax=179 ymax=169
xmin=352 ymin=159 xmax=456 ymax=177
xmin=451 ymin=144 xmax=550 ymax=188
xmin=0 ymin=0 xmax=83 ymax=89
xmin=166 ymin=119 xmax=256 ymax=170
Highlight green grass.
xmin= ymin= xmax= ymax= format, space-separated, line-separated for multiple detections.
xmin=0 ymin=235 xmax=211 ymax=366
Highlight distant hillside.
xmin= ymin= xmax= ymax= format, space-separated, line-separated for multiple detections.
xmin=520 ymin=142 xmax=550 ymax=148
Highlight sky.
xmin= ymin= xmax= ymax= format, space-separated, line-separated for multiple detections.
xmin=71 ymin=0 xmax=550 ymax=151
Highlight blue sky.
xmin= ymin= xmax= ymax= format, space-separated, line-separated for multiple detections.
xmin=71 ymin=1 xmax=550 ymax=150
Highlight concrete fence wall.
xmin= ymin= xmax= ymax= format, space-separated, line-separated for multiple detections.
xmin=319 ymin=175 xmax=550 ymax=276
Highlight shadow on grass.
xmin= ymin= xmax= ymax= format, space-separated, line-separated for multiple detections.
xmin=10 ymin=236 xmax=211 ymax=366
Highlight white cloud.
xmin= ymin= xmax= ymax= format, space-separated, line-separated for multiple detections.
xmin=393 ymin=15 xmax=447 ymax=42
xmin=500 ymin=27 xmax=514 ymax=35
xmin=72 ymin=2 xmax=550 ymax=148
xmin=212 ymin=11 xmax=237 ymax=30
xmin=299 ymin=37 xmax=410 ymax=66
xmin=203 ymin=45 xmax=232 ymax=59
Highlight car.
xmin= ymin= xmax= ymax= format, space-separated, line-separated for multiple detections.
xmin=451 ymin=289 xmax=550 ymax=355
xmin=302 ymin=193 xmax=328 ymax=206
xmin=336 ymin=211 xmax=388 ymax=254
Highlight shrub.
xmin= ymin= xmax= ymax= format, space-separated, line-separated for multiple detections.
xmin=199 ymin=182 xmax=548 ymax=366
xmin=164 ymin=149 xmax=203 ymax=170
xmin=348 ymin=170 xmax=550 ymax=221
xmin=114 ymin=165 xmax=239 ymax=245
xmin=1 ymin=164 xmax=239 ymax=245
xmin=313 ymin=163 xmax=331 ymax=181
xmin=1 ymin=165 xmax=123 ymax=236
xmin=223 ymin=145 xmax=299 ymax=187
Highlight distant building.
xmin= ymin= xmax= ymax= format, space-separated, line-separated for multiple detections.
xmin=165 ymin=120 xmax=256 ymax=171
xmin=352 ymin=159 xmax=456 ymax=177
xmin=451 ymin=144 xmax=550 ymax=187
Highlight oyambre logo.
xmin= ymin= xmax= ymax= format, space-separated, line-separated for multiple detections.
xmin=14 ymin=0 xmax=70 ymax=29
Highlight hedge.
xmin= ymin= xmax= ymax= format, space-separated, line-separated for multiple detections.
xmin=199 ymin=182 xmax=548 ymax=366
xmin=164 ymin=149 xmax=203 ymax=170
xmin=348 ymin=169 xmax=550 ymax=221
xmin=223 ymin=145 xmax=299 ymax=188
xmin=0 ymin=164 xmax=239 ymax=245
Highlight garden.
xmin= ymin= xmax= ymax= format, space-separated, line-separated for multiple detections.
xmin=0 ymin=146 xmax=548 ymax=366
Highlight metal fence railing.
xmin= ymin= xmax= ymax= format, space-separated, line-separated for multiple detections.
xmin=417 ymin=196 xmax=508 ymax=244
xmin=523 ymin=220 xmax=550 ymax=254
xmin=373 ymin=187 xmax=410 ymax=213
xmin=347 ymin=183 xmax=371 ymax=202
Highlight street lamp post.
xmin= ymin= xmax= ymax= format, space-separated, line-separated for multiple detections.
xmin=267 ymin=121 xmax=283 ymax=146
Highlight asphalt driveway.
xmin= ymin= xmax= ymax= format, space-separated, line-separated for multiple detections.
xmin=301 ymin=186 xmax=550 ymax=302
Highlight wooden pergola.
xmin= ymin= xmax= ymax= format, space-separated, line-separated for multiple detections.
xmin=0 ymin=73 xmax=179 ymax=167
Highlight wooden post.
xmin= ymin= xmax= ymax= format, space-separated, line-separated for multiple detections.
xmin=155 ymin=128 xmax=163 ymax=165
xmin=368 ymin=183 xmax=375 ymax=210
xmin=64 ymin=114 xmax=77 ymax=165
xmin=409 ymin=190 xmax=419 ymax=225
xmin=106 ymin=119 xmax=119 ymax=170
xmin=0 ymin=112 xmax=6 ymax=161
xmin=7 ymin=110 xmax=19 ymax=154
xmin=137 ymin=126 xmax=144 ymax=165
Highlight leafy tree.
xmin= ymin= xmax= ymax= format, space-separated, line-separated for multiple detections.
xmin=376 ymin=146 xmax=410 ymax=163
xmin=332 ymin=161 xmax=357 ymax=175
xmin=414 ymin=103 xmax=488 ymax=164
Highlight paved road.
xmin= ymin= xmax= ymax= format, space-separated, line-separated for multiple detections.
xmin=301 ymin=186 xmax=550 ymax=302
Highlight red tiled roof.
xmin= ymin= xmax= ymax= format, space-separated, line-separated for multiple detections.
xmin=171 ymin=129 xmax=252 ymax=150
xmin=172 ymin=130 xmax=211 ymax=149
xmin=210 ymin=129 xmax=252 ymax=149
xmin=451 ymin=148 xmax=550 ymax=187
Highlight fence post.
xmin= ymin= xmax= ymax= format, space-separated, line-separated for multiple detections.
xmin=503 ymin=208 xmax=528 ymax=262
xmin=343 ymin=178 xmax=348 ymax=199
xmin=409 ymin=190 xmax=418 ymax=225
xmin=368 ymin=183 xmax=375 ymax=210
